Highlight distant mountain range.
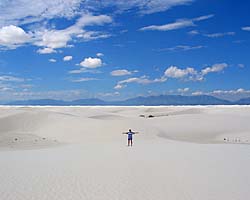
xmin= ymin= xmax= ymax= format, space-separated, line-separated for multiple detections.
xmin=3 ymin=95 xmax=250 ymax=106
xmin=234 ymin=97 xmax=250 ymax=105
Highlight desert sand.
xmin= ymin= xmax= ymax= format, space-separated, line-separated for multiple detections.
xmin=0 ymin=106 xmax=250 ymax=200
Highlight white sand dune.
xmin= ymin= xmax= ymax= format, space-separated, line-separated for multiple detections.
xmin=0 ymin=106 xmax=250 ymax=200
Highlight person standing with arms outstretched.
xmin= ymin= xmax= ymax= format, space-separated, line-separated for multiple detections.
xmin=123 ymin=129 xmax=138 ymax=146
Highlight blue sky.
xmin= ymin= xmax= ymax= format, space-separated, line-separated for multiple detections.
xmin=0 ymin=0 xmax=250 ymax=102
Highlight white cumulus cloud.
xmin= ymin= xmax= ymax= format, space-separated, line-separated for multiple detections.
xmin=114 ymin=63 xmax=230 ymax=90
xmin=37 ymin=47 xmax=57 ymax=54
xmin=114 ymin=84 xmax=125 ymax=90
xmin=164 ymin=63 xmax=228 ymax=81
xmin=110 ymin=69 xmax=133 ymax=76
xmin=0 ymin=14 xmax=112 ymax=50
xmin=164 ymin=65 xmax=197 ymax=78
xmin=0 ymin=25 xmax=31 ymax=48
xmin=36 ymin=14 xmax=112 ymax=50
xmin=79 ymin=57 xmax=103 ymax=68
xmin=201 ymin=63 xmax=228 ymax=75
xmin=49 ymin=58 xmax=57 ymax=62
xmin=63 ymin=56 xmax=73 ymax=61
xmin=96 ymin=53 xmax=104 ymax=57
xmin=35 ymin=30 xmax=72 ymax=49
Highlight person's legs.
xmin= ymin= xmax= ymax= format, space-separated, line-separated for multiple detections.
xmin=128 ymin=139 xmax=132 ymax=146
xmin=131 ymin=139 xmax=133 ymax=146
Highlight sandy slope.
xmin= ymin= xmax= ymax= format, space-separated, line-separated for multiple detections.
xmin=0 ymin=106 xmax=250 ymax=200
